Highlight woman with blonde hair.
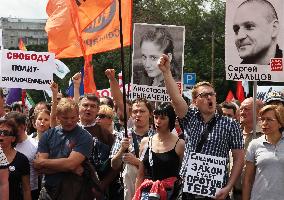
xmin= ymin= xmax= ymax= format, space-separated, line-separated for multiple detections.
xmin=243 ymin=105 xmax=284 ymax=200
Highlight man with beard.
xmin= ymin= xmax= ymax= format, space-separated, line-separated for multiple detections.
xmin=158 ymin=55 xmax=244 ymax=200
xmin=233 ymin=0 xmax=282 ymax=64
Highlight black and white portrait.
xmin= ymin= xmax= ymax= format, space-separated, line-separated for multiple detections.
xmin=132 ymin=24 xmax=184 ymax=88
xmin=226 ymin=0 xmax=284 ymax=65
xmin=225 ymin=0 xmax=284 ymax=82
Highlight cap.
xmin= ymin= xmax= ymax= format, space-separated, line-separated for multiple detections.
xmin=264 ymin=91 xmax=284 ymax=105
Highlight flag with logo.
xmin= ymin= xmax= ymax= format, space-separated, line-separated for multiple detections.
xmin=45 ymin=0 xmax=114 ymax=58
xmin=46 ymin=0 xmax=132 ymax=58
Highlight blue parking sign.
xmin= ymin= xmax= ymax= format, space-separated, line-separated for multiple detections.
xmin=183 ymin=73 xmax=196 ymax=85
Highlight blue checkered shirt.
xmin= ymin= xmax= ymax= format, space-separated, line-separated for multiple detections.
xmin=180 ymin=107 xmax=243 ymax=185
xmin=110 ymin=128 xmax=155 ymax=158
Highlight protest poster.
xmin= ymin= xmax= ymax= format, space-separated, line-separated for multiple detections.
xmin=0 ymin=50 xmax=56 ymax=90
xmin=0 ymin=29 xmax=2 ymax=50
xmin=131 ymin=23 xmax=184 ymax=102
xmin=257 ymin=85 xmax=284 ymax=100
xmin=225 ymin=0 xmax=284 ymax=82
xmin=183 ymin=152 xmax=226 ymax=198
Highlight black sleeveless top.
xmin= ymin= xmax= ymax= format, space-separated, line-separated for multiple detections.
xmin=143 ymin=138 xmax=180 ymax=181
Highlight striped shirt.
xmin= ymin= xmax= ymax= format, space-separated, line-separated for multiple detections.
xmin=0 ymin=147 xmax=9 ymax=169
xmin=110 ymin=128 xmax=155 ymax=158
xmin=180 ymin=107 xmax=243 ymax=185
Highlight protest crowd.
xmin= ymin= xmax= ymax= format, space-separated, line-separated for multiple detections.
xmin=1 ymin=63 xmax=284 ymax=200
xmin=1 ymin=0 xmax=284 ymax=200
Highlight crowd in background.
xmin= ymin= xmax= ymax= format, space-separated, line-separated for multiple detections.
xmin=0 ymin=66 xmax=284 ymax=200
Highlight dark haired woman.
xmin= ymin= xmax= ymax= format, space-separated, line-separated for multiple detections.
xmin=0 ymin=119 xmax=31 ymax=200
xmin=134 ymin=103 xmax=185 ymax=199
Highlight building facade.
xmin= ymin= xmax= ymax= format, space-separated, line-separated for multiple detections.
xmin=0 ymin=17 xmax=47 ymax=49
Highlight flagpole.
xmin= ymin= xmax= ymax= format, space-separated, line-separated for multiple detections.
xmin=253 ymin=81 xmax=257 ymax=137
xmin=128 ymin=0 xmax=133 ymax=97
xmin=118 ymin=0 xmax=128 ymax=138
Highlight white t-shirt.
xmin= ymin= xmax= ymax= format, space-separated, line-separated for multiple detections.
xmin=16 ymin=136 xmax=38 ymax=190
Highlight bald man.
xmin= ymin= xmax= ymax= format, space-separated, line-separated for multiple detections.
xmin=233 ymin=0 xmax=282 ymax=64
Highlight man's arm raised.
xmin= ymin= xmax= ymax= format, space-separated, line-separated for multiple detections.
xmin=158 ymin=54 xmax=188 ymax=118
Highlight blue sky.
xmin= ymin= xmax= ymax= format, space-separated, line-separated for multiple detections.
xmin=0 ymin=0 xmax=48 ymax=19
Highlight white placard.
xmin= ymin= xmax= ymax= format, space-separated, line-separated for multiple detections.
xmin=225 ymin=0 xmax=284 ymax=82
xmin=0 ymin=29 xmax=2 ymax=50
xmin=0 ymin=50 xmax=56 ymax=90
xmin=257 ymin=85 xmax=284 ymax=100
xmin=131 ymin=23 xmax=185 ymax=102
xmin=130 ymin=84 xmax=181 ymax=102
xmin=183 ymin=152 xmax=226 ymax=198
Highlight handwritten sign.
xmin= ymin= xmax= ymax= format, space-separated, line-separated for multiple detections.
xmin=0 ymin=50 xmax=56 ymax=90
xmin=183 ymin=152 xmax=226 ymax=198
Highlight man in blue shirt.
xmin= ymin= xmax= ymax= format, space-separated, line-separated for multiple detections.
xmin=34 ymin=98 xmax=93 ymax=199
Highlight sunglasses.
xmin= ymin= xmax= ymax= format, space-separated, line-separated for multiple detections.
xmin=97 ymin=114 xmax=112 ymax=119
xmin=0 ymin=130 xmax=14 ymax=136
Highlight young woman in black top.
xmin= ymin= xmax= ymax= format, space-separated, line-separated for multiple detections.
xmin=135 ymin=103 xmax=185 ymax=199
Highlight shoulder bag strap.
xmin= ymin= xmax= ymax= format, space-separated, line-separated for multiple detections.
xmin=195 ymin=117 xmax=216 ymax=153
xmin=131 ymin=131 xmax=140 ymax=158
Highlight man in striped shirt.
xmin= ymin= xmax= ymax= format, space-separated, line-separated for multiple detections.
xmin=158 ymin=55 xmax=244 ymax=200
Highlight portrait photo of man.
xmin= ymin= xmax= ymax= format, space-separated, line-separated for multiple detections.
xmin=226 ymin=0 xmax=284 ymax=65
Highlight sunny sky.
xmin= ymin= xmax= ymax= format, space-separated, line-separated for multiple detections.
xmin=0 ymin=0 xmax=48 ymax=19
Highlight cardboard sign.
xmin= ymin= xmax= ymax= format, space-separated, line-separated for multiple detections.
xmin=257 ymin=86 xmax=284 ymax=101
xmin=0 ymin=50 xmax=56 ymax=90
xmin=183 ymin=152 xmax=226 ymax=198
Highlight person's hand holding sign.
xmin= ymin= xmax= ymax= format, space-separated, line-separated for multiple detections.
xmin=214 ymin=186 xmax=231 ymax=200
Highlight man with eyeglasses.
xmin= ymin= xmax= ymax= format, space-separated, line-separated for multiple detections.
xmin=72 ymin=72 xmax=122 ymax=199
xmin=158 ymin=55 xmax=244 ymax=200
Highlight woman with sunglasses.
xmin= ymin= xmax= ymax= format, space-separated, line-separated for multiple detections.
xmin=134 ymin=102 xmax=185 ymax=200
xmin=242 ymin=105 xmax=284 ymax=200
xmin=0 ymin=118 xmax=32 ymax=200
xmin=96 ymin=105 xmax=115 ymax=134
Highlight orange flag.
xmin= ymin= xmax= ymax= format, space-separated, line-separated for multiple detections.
xmin=47 ymin=0 xmax=132 ymax=58
xmin=46 ymin=0 xmax=113 ymax=58
xmin=18 ymin=38 xmax=27 ymax=51
xmin=84 ymin=54 xmax=97 ymax=94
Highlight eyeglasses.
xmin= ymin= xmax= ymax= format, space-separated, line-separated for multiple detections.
xmin=259 ymin=117 xmax=277 ymax=123
xmin=196 ymin=92 xmax=216 ymax=99
xmin=0 ymin=130 xmax=14 ymax=136
xmin=97 ymin=114 xmax=112 ymax=119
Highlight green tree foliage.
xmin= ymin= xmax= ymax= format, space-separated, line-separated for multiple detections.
xmin=23 ymin=0 xmax=232 ymax=103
